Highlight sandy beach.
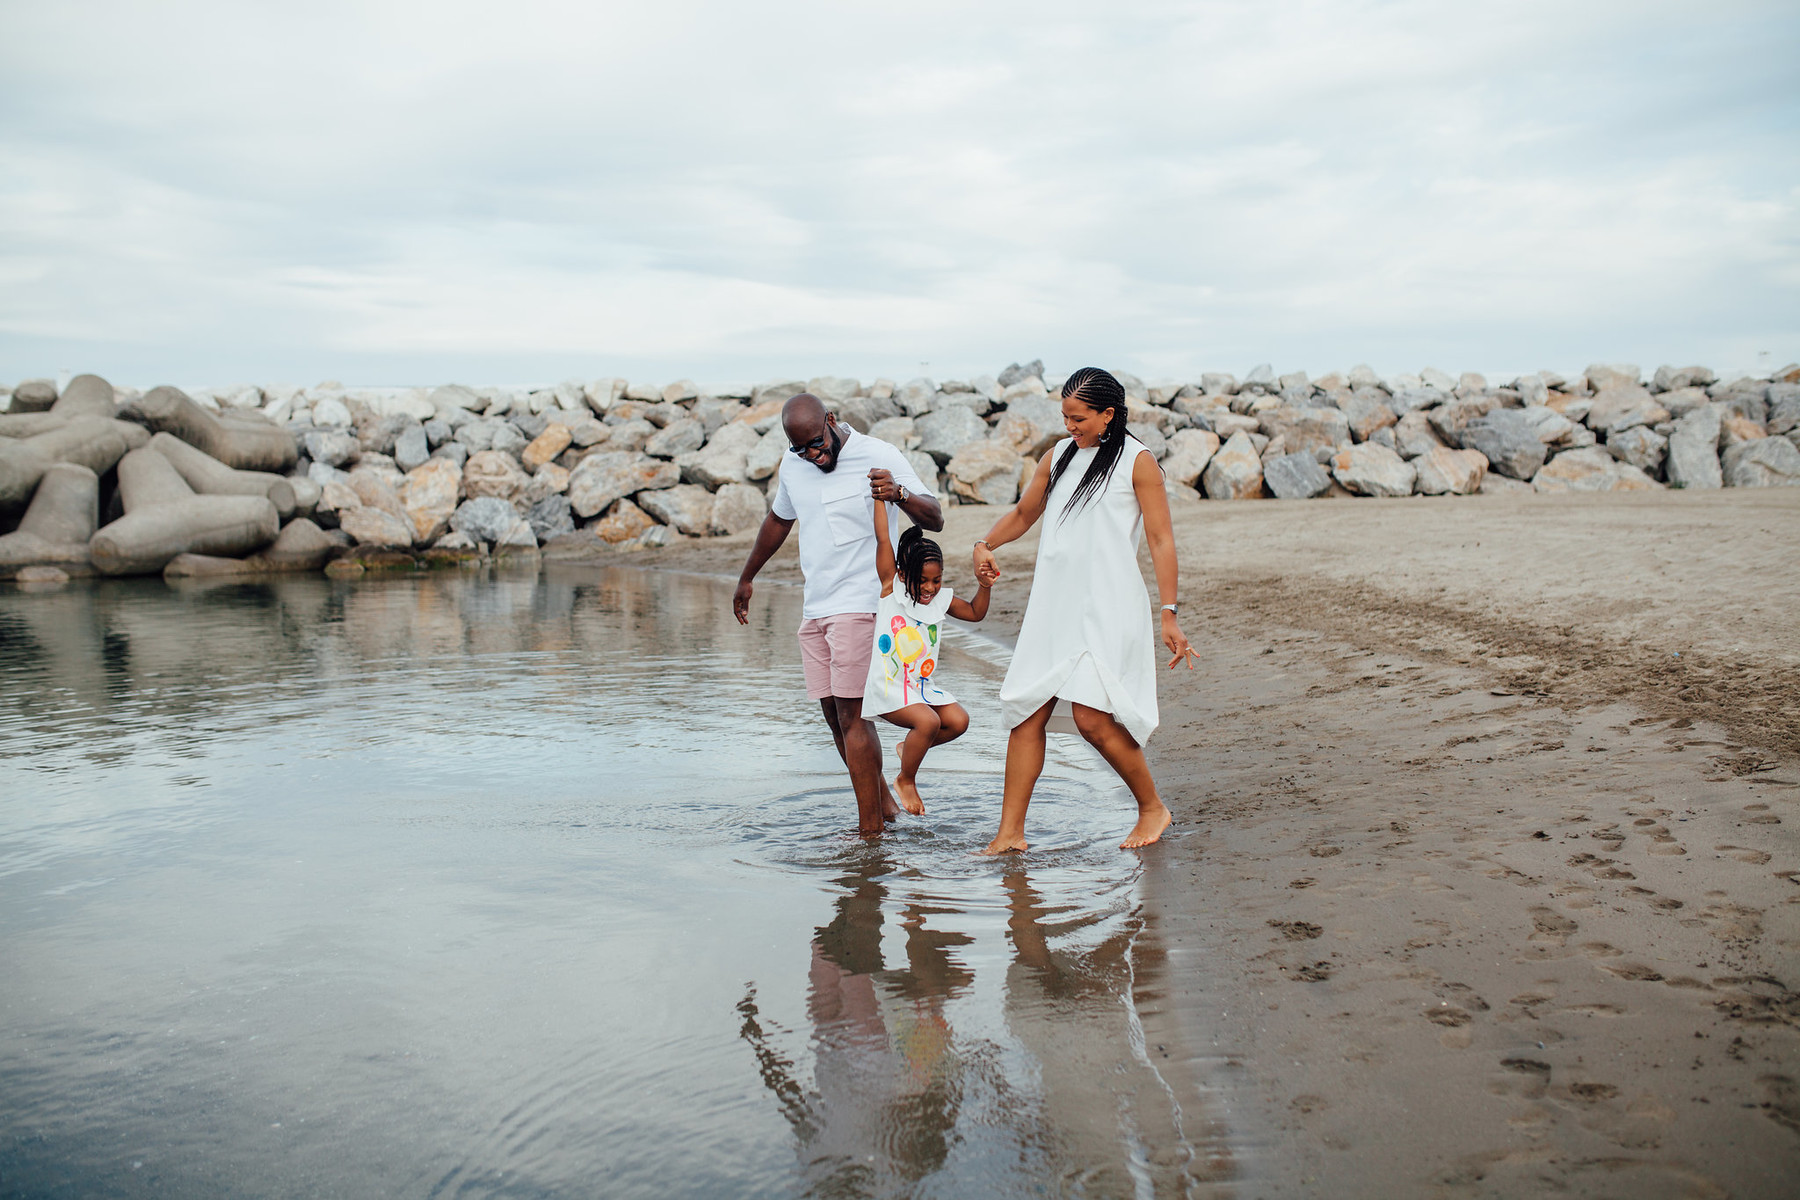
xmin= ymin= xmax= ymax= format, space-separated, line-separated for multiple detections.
xmin=575 ymin=487 xmax=1800 ymax=1195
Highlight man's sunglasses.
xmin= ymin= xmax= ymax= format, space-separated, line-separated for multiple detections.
xmin=789 ymin=429 xmax=836 ymax=456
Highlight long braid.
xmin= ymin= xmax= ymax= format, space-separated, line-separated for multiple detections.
xmin=1045 ymin=366 xmax=1130 ymax=520
xmin=895 ymin=524 xmax=944 ymax=604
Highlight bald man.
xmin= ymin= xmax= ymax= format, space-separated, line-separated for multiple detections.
xmin=734 ymin=393 xmax=944 ymax=836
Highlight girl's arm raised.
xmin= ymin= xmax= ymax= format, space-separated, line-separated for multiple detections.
xmin=947 ymin=579 xmax=991 ymax=623
xmin=872 ymin=494 xmax=895 ymax=597
xmin=971 ymin=446 xmax=1056 ymax=582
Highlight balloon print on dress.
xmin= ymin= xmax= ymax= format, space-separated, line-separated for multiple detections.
xmin=895 ymin=625 xmax=926 ymax=664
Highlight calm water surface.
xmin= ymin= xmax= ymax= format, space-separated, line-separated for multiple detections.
xmin=0 ymin=567 xmax=1235 ymax=1197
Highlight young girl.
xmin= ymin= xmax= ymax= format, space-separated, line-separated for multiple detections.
xmin=864 ymin=500 xmax=997 ymax=815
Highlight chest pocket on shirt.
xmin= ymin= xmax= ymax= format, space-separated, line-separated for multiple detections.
xmin=821 ymin=475 xmax=874 ymax=546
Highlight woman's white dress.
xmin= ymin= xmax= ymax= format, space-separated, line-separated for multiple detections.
xmin=999 ymin=435 xmax=1159 ymax=745
xmin=862 ymin=587 xmax=958 ymax=716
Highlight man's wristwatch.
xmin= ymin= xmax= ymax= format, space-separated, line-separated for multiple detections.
xmin=895 ymin=484 xmax=908 ymax=502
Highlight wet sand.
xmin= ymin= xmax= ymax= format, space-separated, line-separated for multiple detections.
xmin=586 ymin=486 xmax=1800 ymax=1196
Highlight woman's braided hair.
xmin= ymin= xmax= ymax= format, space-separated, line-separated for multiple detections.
xmin=894 ymin=524 xmax=943 ymax=604
xmin=1045 ymin=366 xmax=1130 ymax=520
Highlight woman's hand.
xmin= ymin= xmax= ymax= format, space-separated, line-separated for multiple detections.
xmin=1163 ymin=609 xmax=1199 ymax=670
xmin=973 ymin=542 xmax=999 ymax=584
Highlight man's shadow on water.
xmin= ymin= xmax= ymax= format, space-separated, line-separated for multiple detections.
xmin=736 ymin=853 xmax=1181 ymax=1196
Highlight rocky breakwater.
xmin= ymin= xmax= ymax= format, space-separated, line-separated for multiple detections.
xmin=5 ymin=358 xmax=1797 ymax=585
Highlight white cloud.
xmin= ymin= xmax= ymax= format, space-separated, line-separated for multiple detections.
xmin=1 ymin=0 xmax=1794 ymax=387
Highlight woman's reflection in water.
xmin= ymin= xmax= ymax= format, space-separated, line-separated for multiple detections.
xmin=739 ymin=857 xmax=1221 ymax=1197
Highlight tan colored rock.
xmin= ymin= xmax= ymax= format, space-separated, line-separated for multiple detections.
xmin=1161 ymin=429 xmax=1221 ymax=488
xmin=1586 ymin=385 xmax=1667 ymax=435
xmin=1330 ymin=442 xmax=1418 ymax=497
xmin=593 ymin=498 xmax=656 ymax=543
xmin=463 ymin=449 xmax=530 ymax=500
xmin=710 ymin=483 xmax=767 ymax=534
xmin=521 ymin=422 xmax=574 ymax=471
xmin=733 ymin=398 xmax=785 ymax=431
xmin=638 ymin=483 xmax=714 ymax=535
xmin=339 ymin=505 xmax=416 ymax=548
xmin=1413 ymin=445 xmax=1488 ymax=495
xmin=398 ymin=458 xmax=462 ymax=543
xmin=1532 ymin=446 xmax=1659 ymax=492
xmin=348 ymin=467 xmax=408 ymax=523
xmin=1201 ymin=431 xmax=1265 ymax=500
xmin=1257 ymin=407 xmax=1351 ymax=457
xmin=947 ymin=441 xmax=1026 ymax=505
xmin=566 ymin=452 xmax=681 ymax=518
xmin=521 ymin=463 xmax=571 ymax=506
xmin=1719 ymin=413 xmax=1768 ymax=447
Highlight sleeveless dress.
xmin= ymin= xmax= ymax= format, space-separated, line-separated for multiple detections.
xmin=862 ymin=587 xmax=958 ymax=716
xmin=999 ymin=435 xmax=1159 ymax=744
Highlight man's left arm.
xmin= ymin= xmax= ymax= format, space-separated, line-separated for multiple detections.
xmin=869 ymin=463 xmax=943 ymax=532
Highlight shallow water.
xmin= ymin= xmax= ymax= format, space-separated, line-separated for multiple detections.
xmin=0 ymin=566 xmax=1231 ymax=1197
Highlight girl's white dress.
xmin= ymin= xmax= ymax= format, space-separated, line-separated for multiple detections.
xmin=1000 ymin=435 xmax=1159 ymax=745
xmin=862 ymin=586 xmax=957 ymax=716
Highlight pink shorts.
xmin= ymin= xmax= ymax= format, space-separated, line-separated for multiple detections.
xmin=797 ymin=613 xmax=876 ymax=700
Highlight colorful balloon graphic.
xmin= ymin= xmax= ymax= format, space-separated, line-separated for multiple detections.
xmin=896 ymin=625 xmax=926 ymax=664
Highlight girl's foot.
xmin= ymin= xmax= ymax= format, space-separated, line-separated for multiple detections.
xmin=980 ymin=833 xmax=1028 ymax=856
xmin=1120 ymin=803 xmax=1172 ymax=849
xmin=893 ymin=776 xmax=925 ymax=816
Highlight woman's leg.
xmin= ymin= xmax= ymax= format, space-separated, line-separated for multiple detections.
xmin=879 ymin=703 xmax=941 ymax=814
xmin=1069 ymin=702 xmax=1172 ymax=849
xmin=983 ymin=699 xmax=1055 ymax=855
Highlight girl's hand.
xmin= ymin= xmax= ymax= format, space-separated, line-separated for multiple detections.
xmin=1163 ymin=610 xmax=1199 ymax=670
xmin=973 ymin=543 xmax=999 ymax=583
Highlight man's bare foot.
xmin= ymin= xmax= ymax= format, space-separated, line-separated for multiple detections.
xmin=879 ymin=778 xmax=900 ymax=821
xmin=858 ymin=822 xmax=885 ymax=839
xmin=893 ymin=776 xmax=925 ymax=816
xmin=1120 ymin=804 xmax=1172 ymax=849
xmin=980 ymin=834 xmax=1028 ymax=856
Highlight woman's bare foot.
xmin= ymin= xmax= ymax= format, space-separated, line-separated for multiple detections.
xmin=893 ymin=776 xmax=925 ymax=816
xmin=980 ymin=834 xmax=1028 ymax=856
xmin=1120 ymin=803 xmax=1172 ymax=849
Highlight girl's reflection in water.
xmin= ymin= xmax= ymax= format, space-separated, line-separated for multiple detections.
xmin=739 ymin=855 xmax=1212 ymax=1197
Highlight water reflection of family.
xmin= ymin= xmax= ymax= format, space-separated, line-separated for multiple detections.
xmin=733 ymin=367 xmax=1198 ymax=852
xmin=736 ymin=854 xmax=1174 ymax=1195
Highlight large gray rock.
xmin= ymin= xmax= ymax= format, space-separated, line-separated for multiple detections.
xmin=710 ymin=483 xmax=767 ymax=535
xmin=1585 ymin=384 xmax=1667 ymax=435
xmin=644 ymin=418 xmax=704 ymax=459
xmin=1722 ymin=437 xmax=1800 ymax=487
xmin=1412 ymin=446 xmax=1487 ymax=495
xmin=895 ymin=378 xmax=937 ymax=417
xmin=1263 ymin=451 xmax=1332 ymax=499
xmin=1607 ymin=425 xmax=1668 ymax=476
xmin=1391 ymin=410 xmax=1446 ymax=459
xmin=1532 ymin=447 xmax=1658 ymax=493
xmin=1665 ymin=405 xmax=1723 ymax=489
xmin=1329 ymin=443 xmax=1417 ymax=497
xmin=868 ymin=416 xmax=917 ymax=450
xmin=1460 ymin=409 xmax=1547 ymax=480
xmin=526 ymin=494 xmax=576 ymax=540
xmin=449 ymin=497 xmax=520 ymax=543
xmin=1426 ymin=395 xmax=1500 ymax=446
xmin=303 ymin=429 xmax=360 ymax=468
xmin=745 ymin=427 xmax=787 ymax=481
xmin=638 ymin=483 xmax=715 ymax=535
xmin=1338 ymin=389 xmax=1398 ymax=441
xmin=1160 ymin=429 xmax=1220 ymax=488
xmin=677 ymin=421 xmax=762 ymax=489
xmin=1656 ymin=387 xmax=1711 ymax=419
xmin=392 ymin=424 xmax=430 ymax=472
xmin=1652 ymin=365 xmax=1715 ymax=393
xmin=566 ymin=452 xmax=681 ymax=518
xmin=1201 ymin=432 xmax=1264 ymax=500
xmin=997 ymin=360 xmax=1044 ymax=389
xmin=606 ymin=418 xmax=656 ymax=454
xmin=991 ymin=394 xmax=1064 ymax=458
xmin=1519 ymin=405 xmax=1577 ymax=445
xmin=1257 ymin=406 xmax=1351 ymax=457
xmin=1764 ymin=384 xmax=1800 ymax=435
xmin=915 ymin=405 xmax=990 ymax=464
xmin=1126 ymin=422 xmax=1168 ymax=459
xmin=946 ymin=442 xmax=1025 ymax=505
xmin=751 ymin=378 xmax=808 ymax=409
xmin=1714 ymin=386 xmax=1769 ymax=426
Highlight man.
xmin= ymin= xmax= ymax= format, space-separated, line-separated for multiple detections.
xmin=733 ymin=393 xmax=944 ymax=836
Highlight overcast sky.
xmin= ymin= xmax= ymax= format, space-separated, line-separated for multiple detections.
xmin=2 ymin=0 xmax=1796 ymax=389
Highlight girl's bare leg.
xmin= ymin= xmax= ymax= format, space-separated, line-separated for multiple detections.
xmin=879 ymin=704 xmax=941 ymax=814
xmin=1069 ymin=702 xmax=1172 ymax=849
xmin=983 ymin=699 xmax=1055 ymax=855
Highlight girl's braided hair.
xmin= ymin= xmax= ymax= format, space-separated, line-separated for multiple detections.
xmin=894 ymin=524 xmax=943 ymax=604
xmin=1045 ymin=367 xmax=1130 ymax=520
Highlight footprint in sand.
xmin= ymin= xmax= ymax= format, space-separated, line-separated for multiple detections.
xmin=1490 ymin=1057 xmax=1551 ymax=1099
xmin=1623 ymin=886 xmax=1685 ymax=911
xmin=1528 ymin=906 xmax=1578 ymax=946
xmin=1267 ymin=919 xmax=1322 ymax=941
xmin=1567 ymin=852 xmax=1636 ymax=880
xmin=1600 ymin=962 xmax=1666 ymax=982
xmin=1424 ymin=1003 xmax=1473 ymax=1027
xmin=1715 ymin=844 xmax=1774 ymax=865
xmin=1742 ymin=804 xmax=1781 ymax=826
xmin=1579 ymin=942 xmax=1624 ymax=958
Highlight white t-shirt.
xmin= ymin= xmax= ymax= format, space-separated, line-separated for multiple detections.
xmin=771 ymin=429 xmax=935 ymax=620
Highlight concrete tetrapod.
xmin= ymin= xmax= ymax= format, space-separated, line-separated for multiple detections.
xmin=150 ymin=432 xmax=297 ymax=519
xmin=0 ymin=462 xmax=101 ymax=579
xmin=138 ymin=386 xmax=298 ymax=472
xmin=89 ymin=446 xmax=279 ymax=575
xmin=162 ymin=518 xmax=337 ymax=579
xmin=0 ymin=374 xmax=118 ymax=437
xmin=0 ymin=415 xmax=148 ymax=512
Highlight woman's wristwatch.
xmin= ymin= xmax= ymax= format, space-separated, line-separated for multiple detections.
xmin=1161 ymin=603 xmax=1179 ymax=615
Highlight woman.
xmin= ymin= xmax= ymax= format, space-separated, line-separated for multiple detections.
xmin=974 ymin=367 xmax=1198 ymax=853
